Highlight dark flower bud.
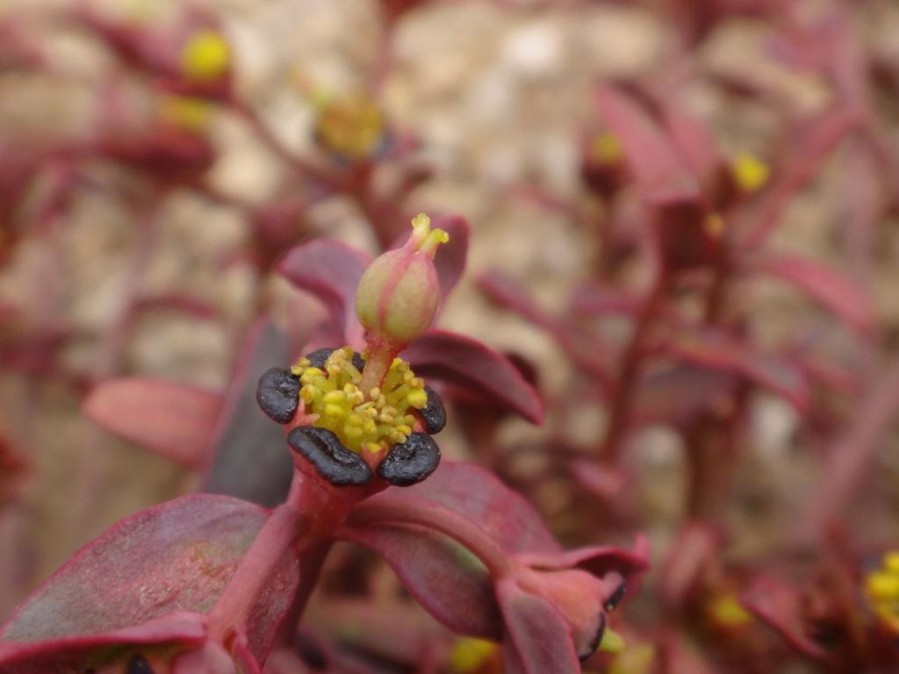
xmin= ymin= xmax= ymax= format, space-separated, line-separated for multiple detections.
xmin=256 ymin=368 xmax=300 ymax=424
xmin=376 ymin=432 xmax=441 ymax=487
xmin=288 ymin=426 xmax=373 ymax=486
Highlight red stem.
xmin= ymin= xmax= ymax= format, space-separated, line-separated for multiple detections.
xmin=598 ymin=271 xmax=669 ymax=462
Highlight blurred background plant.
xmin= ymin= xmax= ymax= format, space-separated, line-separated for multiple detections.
xmin=1 ymin=0 xmax=898 ymax=672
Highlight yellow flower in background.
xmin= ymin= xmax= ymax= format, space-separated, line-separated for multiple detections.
xmin=866 ymin=551 xmax=899 ymax=632
xmin=731 ymin=151 xmax=770 ymax=193
xmin=180 ymin=29 xmax=231 ymax=82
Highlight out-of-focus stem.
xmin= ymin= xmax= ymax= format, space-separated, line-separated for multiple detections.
xmin=599 ymin=272 xmax=669 ymax=463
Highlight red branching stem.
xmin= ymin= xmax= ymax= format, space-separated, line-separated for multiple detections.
xmin=229 ymin=99 xmax=345 ymax=192
xmin=347 ymin=499 xmax=515 ymax=578
xmin=207 ymin=500 xmax=303 ymax=642
xmin=598 ymin=271 xmax=669 ymax=462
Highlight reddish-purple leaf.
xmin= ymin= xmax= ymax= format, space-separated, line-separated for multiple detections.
xmin=744 ymin=254 xmax=874 ymax=334
xmin=594 ymin=84 xmax=700 ymax=203
xmin=83 ymin=378 xmax=222 ymax=469
xmin=430 ymin=214 xmax=469 ymax=303
xmin=497 ymin=579 xmax=581 ymax=674
xmin=634 ymin=365 xmax=739 ymax=425
xmin=0 ymin=495 xmax=297 ymax=658
xmin=402 ymin=330 xmax=543 ymax=424
xmin=360 ymin=461 xmax=560 ymax=554
xmin=664 ymin=330 xmax=809 ymax=410
xmin=278 ymin=240 xmax=371 ymax=349
xmin=479 ymin=271 xmax=613 ymax=381
xmin=338 ymin=521 xmax=503 ymax=639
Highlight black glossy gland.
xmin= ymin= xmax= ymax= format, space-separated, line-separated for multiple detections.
xmin=580 ymin=613 xmax=606 ymax=662
xmin=305 ymin=347 xmax=366 ymax=371
xmin=419 ymin=385 xmax=446 ymax=434
xmin=305 ymin=347 xmax=336 ymax=368
xmin=257 ymin=367 xmax=301 ymax=424
xmin=127 ymin=654 xmax=154 ymax=674
xmin=604 ymin=580 xmax=627 ymax=612
xmin=377 ymin=432 xmax=441 ymax=487
xmin=288 ymin=426 xmax=373 ymax=486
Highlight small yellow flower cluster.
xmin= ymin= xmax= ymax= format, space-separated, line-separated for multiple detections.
xmin=731 ymin=152 xmax=770 ymax=193
xmin=180 ymin=30 xmax=231 ymax=82
xmin=865 ymin=550 xmax=899 ymax=632
xmin=313 ymin=91 xmax=386 ymax=160
xmin=291 ymin=348 xmax=428 ymax=455
xmin=449 ymin=637 xmax=497 ymax=673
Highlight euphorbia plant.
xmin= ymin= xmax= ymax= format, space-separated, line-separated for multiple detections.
xmin=0 ymin=214 xmax=647 ymax=674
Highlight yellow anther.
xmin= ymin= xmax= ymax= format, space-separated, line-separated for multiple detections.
xmin=449 ymin=637 xmax=497 ymax=673
xmin=590 ymin=132 xmax=623 ymax=165
xmin=867 ymin=573 xmax=899 ymax=601
xmin=159 ymin=96 xmax=212 ymax=133
xmin=707 ymin=594 xmax=753 ymax=627
xmin=313 ymin=90 xmax=386 ymax=159
xmin=180 ymin=30 xmax=231 ymax=82
xmin=597 ymin=627 xmax=627 ymax=654
xmin=865 ymin=550 xmax=899 ymax=632
xmin=407 ymin=389 xmax=428 ymax=409
xmin=731 ymin=152 xmax=770 ymax=193
xmin=292 ymin=348 xmax=430 ymax=455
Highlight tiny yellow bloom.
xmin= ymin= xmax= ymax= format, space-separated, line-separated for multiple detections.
xmin=731 ymin=152 xmax=770 ymax=193
xmin=590 ymin=132 xmax=623 ymax=165
xmin=449 ymin=637 xmax=497 ymax=673
xmin=180 ymin=30 xmax=231 ymax=82
xmin=159 ymin=96 xmax=212 ymax=132
xmin=865 ymin=550 xmax=899 ymax=632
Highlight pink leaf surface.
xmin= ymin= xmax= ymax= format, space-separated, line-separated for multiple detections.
xmin=338 ymin=521 xmax=503 ymax=638
xmin=0 ymin=495 xmax=295 ymax=653
xmin=278 ymin=239 xmax=371 ymax=348
xmin=594 ymin=84 xmax=700 ymax=203
xmin=362 ymin=462 xmax=561 ymax=554
xmin=744 ymin=254 xmax=875 ymax=334
xmin=402 ymin=330 xmax=543 ymax=424
xmin=84 ymin=378 xmax=222 ymax=469
xmin=664 ymin=330 xmax=809 ymax=410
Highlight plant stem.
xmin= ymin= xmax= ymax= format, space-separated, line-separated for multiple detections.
xmin=598 ymin=271 xmax=669 ymax=463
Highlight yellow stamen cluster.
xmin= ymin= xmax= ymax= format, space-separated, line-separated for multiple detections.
xmin=313 ymin=91 xmax=386 ymax=159
xmin=731 ymin=151 xmax=770 ymax=193
xmin=449 ymin=637 xmax=498 ymax=673
xmin=180 ymin=30 xmax=231 ymax=82
xmin=291 ymin=348 xmax=428 ymax=455
xmin=590 ymin=132 xmax=623 ymax=165
xmin=865 ymin=550 xmax=899 ymax=632
xmin=159 ymin=95 xmax=212 ymax=132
